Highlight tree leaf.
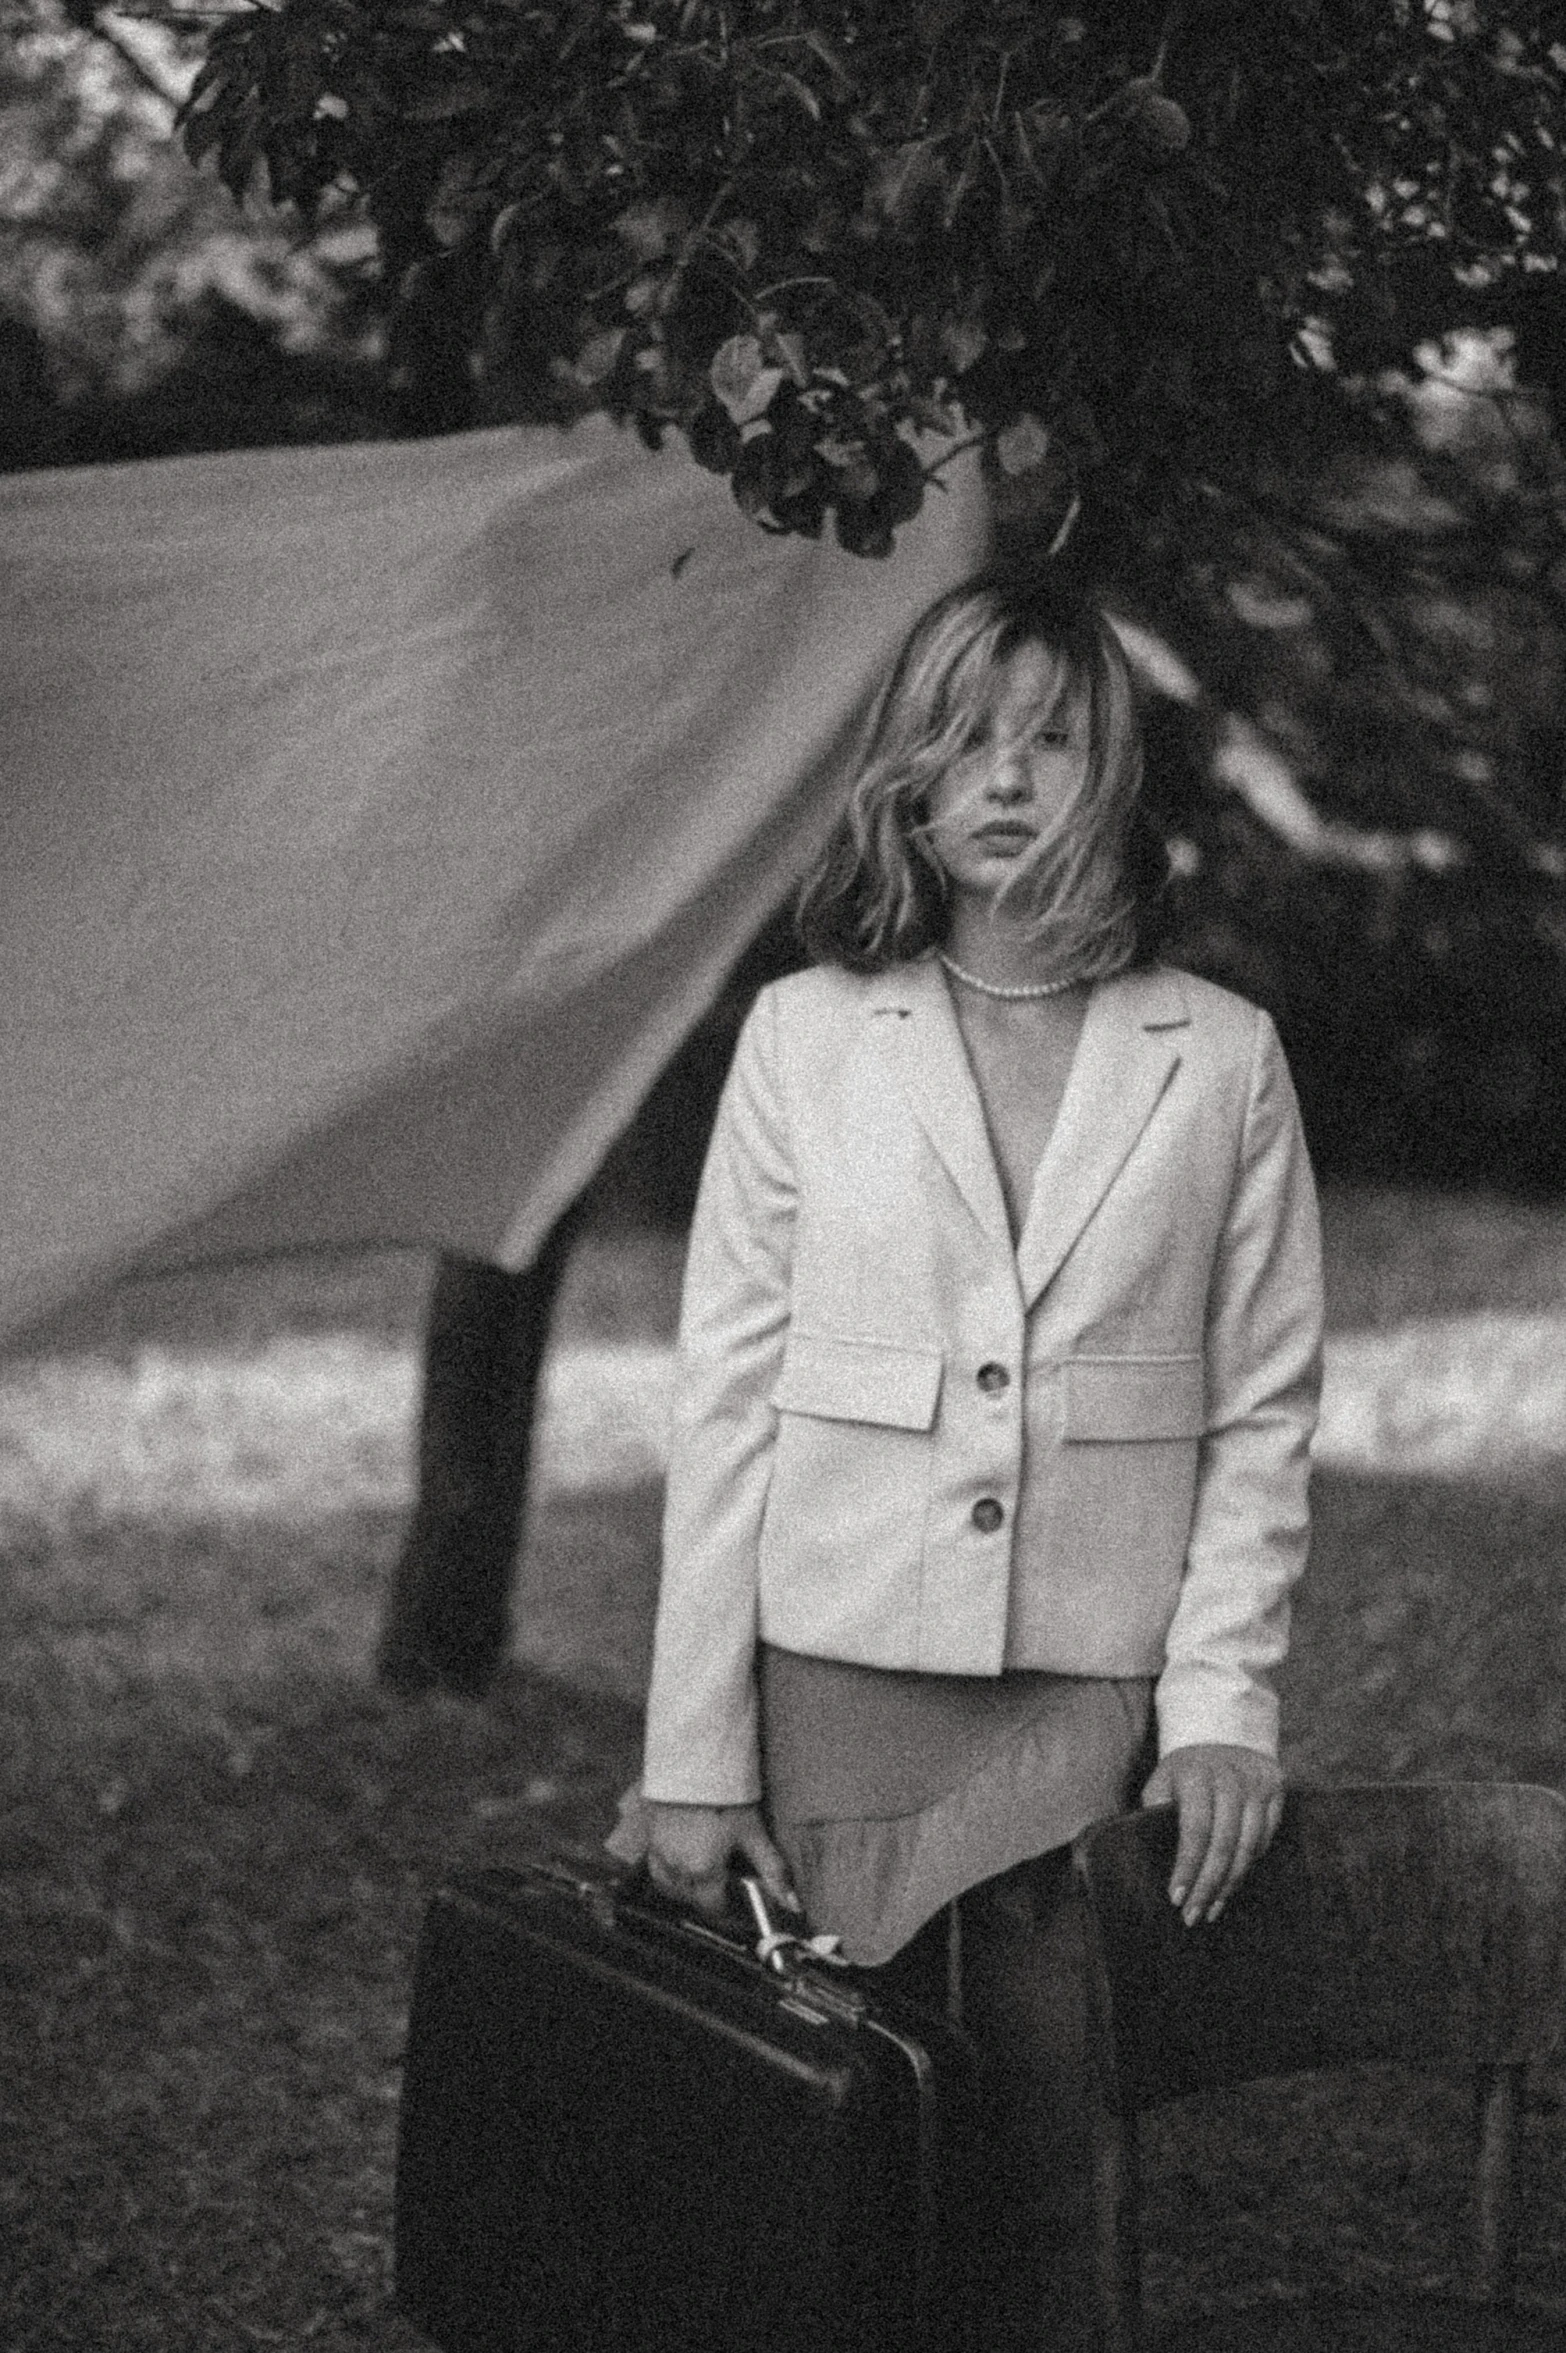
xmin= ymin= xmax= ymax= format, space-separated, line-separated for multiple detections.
xmin=941 ymin=317 xmax=988 ymax=374
xmin=489 ymin=201 xmax=524 ymax=255
xmin=710 ymin=335 xmax=784 ymax=423
xmin=575 ymin=328 xmax=627 ymax=384
xmin=686 ymin=402 xmax=743 ymax=472
xmin=801 ymin=29 xmax=853 ymax=85
xmin=719 ymin=217 xmax=761 ymax=272
xmin=1111 ymin=79 xmax=1192 ymax=157
xmin=769 ymin=328 xmax=810 ymax=386
xmin=834 ymin=499 xmax=896 ymax=557
xmin=767 ymin=68 xmax=822 ymax=124
xmin=863 ymin=141 xmax=951 ymax=232
xmin=995 ymin=412 xmax=1052 ymax=475
xmin=731 ymin=432 xmax=781 ymax=518
xmin=181 ymin=98 xmax=233 ymax=169
xmin=615 ymin=199 xmax=686 ymax=262
xmin=908 ymin=392 xmax=960 ymax=434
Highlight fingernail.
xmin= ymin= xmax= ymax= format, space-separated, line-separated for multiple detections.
xmin=1169 ymin=1883 xmax=1187 ymax=1907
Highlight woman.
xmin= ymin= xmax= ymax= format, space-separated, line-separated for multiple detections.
xmin=626 ymin=572 xmax=1323 ymax=2349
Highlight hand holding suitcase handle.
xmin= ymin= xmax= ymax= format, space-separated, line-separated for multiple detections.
xmin=644 ymin=1798 xmax=802 ymax=1923
xmin=738 ymin=1875 xmax=852 ymax=1973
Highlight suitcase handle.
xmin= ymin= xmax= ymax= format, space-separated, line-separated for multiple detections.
xmin=510 ymin=1852 xmax=855 ymax=1996
xmin=738 ymin=1876 xmax=853 ymax=1976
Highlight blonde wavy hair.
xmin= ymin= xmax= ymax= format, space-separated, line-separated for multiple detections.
xmin=796 ymin=573 xmax=1160 ymax=976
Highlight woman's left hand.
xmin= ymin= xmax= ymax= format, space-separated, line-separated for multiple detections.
xmin=1139 ymin=1744 xmax=1284 ymax=1928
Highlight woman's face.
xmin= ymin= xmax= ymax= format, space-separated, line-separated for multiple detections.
xmin=922 ymin=641 xmax=1091 ymax=910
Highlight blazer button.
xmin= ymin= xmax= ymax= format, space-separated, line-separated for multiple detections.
xmin=976 ymin=1362 xmax=1010 ymax=1396
xmin=970 ymin=1496 xmax=1004 ymax=1534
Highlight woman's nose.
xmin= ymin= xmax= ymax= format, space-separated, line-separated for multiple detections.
xmin=986 ymin=751 xmax=1033 ymax=804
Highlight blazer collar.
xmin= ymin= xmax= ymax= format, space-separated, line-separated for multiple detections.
xmin=866 ymin=957 xmax=1189 ymax=1306
xmin=865 ymin=954 xmax=1011 ymax=1250
xmin=1015 ymin=964 xmax=1188 ymax=1307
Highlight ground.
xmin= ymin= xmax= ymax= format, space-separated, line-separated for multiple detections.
xmin=1 ymin=1193 xmax=1564 ymax=2348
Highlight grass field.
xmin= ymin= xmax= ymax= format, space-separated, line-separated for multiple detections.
xmin=3 ymin=1193 xmax=1566 ymax=2348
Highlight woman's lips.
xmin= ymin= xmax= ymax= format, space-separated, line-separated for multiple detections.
xmin=973 ymin=822 xmax=1035 ymax=849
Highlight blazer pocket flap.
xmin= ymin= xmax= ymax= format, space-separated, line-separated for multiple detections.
xmin=773 ymin=1332 xmax=943 ymax=1431
xmin=1062 ymin=1355 xmax=1205 ymax=1442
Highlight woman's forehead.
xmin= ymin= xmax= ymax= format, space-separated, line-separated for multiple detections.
xmin=982 ymin=638 xmax=1081 ymax=719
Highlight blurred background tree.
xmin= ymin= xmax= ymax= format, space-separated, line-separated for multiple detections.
xmin=7 ymin=0 xmax=1566 ymax=1197
xmin=8 ymin=0 xmax=1566 ymax=1192
xmin=9 ymin=0 xmax=1557 ymax=1190
xmin=9 ymin=0 xmax=1566 ymax=1693
xmin=0 ymin=0 xmax=393 ymax=459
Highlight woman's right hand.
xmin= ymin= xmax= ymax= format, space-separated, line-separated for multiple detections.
xmin=644 ymin=1800 xmax=801 ymax=1922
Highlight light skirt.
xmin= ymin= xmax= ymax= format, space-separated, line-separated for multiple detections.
xmin=758 ymin=1645 xmax=1154 ymax=1966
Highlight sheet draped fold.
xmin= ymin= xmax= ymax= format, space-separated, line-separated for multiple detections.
xmin=0 ymin=419 xmax=984 ymax=1343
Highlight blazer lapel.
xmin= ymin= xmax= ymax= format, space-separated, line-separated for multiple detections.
xmin=866 ymin=957 xmax=1013 ymax=1251
xmin=1015 ymin=966 xmax=1190 ymax=1309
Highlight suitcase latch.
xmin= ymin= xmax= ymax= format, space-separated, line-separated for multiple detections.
xmin=778 ymin=1979 xmax=867 ymax=2027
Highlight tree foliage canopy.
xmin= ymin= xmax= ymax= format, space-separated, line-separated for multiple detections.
xmin=10 ymin=0 xmax=1566 ymax=1183
xmin=173 ymin=0 xmax=1566 ymax=563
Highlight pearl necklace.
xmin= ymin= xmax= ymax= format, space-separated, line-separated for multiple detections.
xmin=937 ymin=950 xmax=1080 ymax=1002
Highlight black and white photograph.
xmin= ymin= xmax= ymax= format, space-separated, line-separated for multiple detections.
xmin=3 ymin=3 xmax=1566 ymax=2347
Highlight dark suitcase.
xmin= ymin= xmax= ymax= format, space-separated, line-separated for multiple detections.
xmin=395 ymin=1853 xmax=979 ymax=2353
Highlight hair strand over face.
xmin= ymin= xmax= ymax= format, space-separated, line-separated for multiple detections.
xmin=795 ymin=572 xmax=1164 ymax=976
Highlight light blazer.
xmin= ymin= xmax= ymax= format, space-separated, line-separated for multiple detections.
xmin=641 ymin=955 xmax=1323 ymax=1807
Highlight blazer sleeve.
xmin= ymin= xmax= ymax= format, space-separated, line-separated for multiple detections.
xmin=640 ymin=985 xmax=796 ymax=1806
xmin=1154 ymin=1008 xmax=1324 ymax=1759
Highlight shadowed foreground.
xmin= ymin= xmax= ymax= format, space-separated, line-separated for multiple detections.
xmin=3 ymin=1204 xmax=1565 ymax=2346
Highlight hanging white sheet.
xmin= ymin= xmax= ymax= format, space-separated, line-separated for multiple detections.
xmin=0 ymin=419 xmax=984 ymax=1343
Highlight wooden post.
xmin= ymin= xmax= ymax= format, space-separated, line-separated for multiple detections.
xmin=376 ymin=1207 xmax=583 ymax=1697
